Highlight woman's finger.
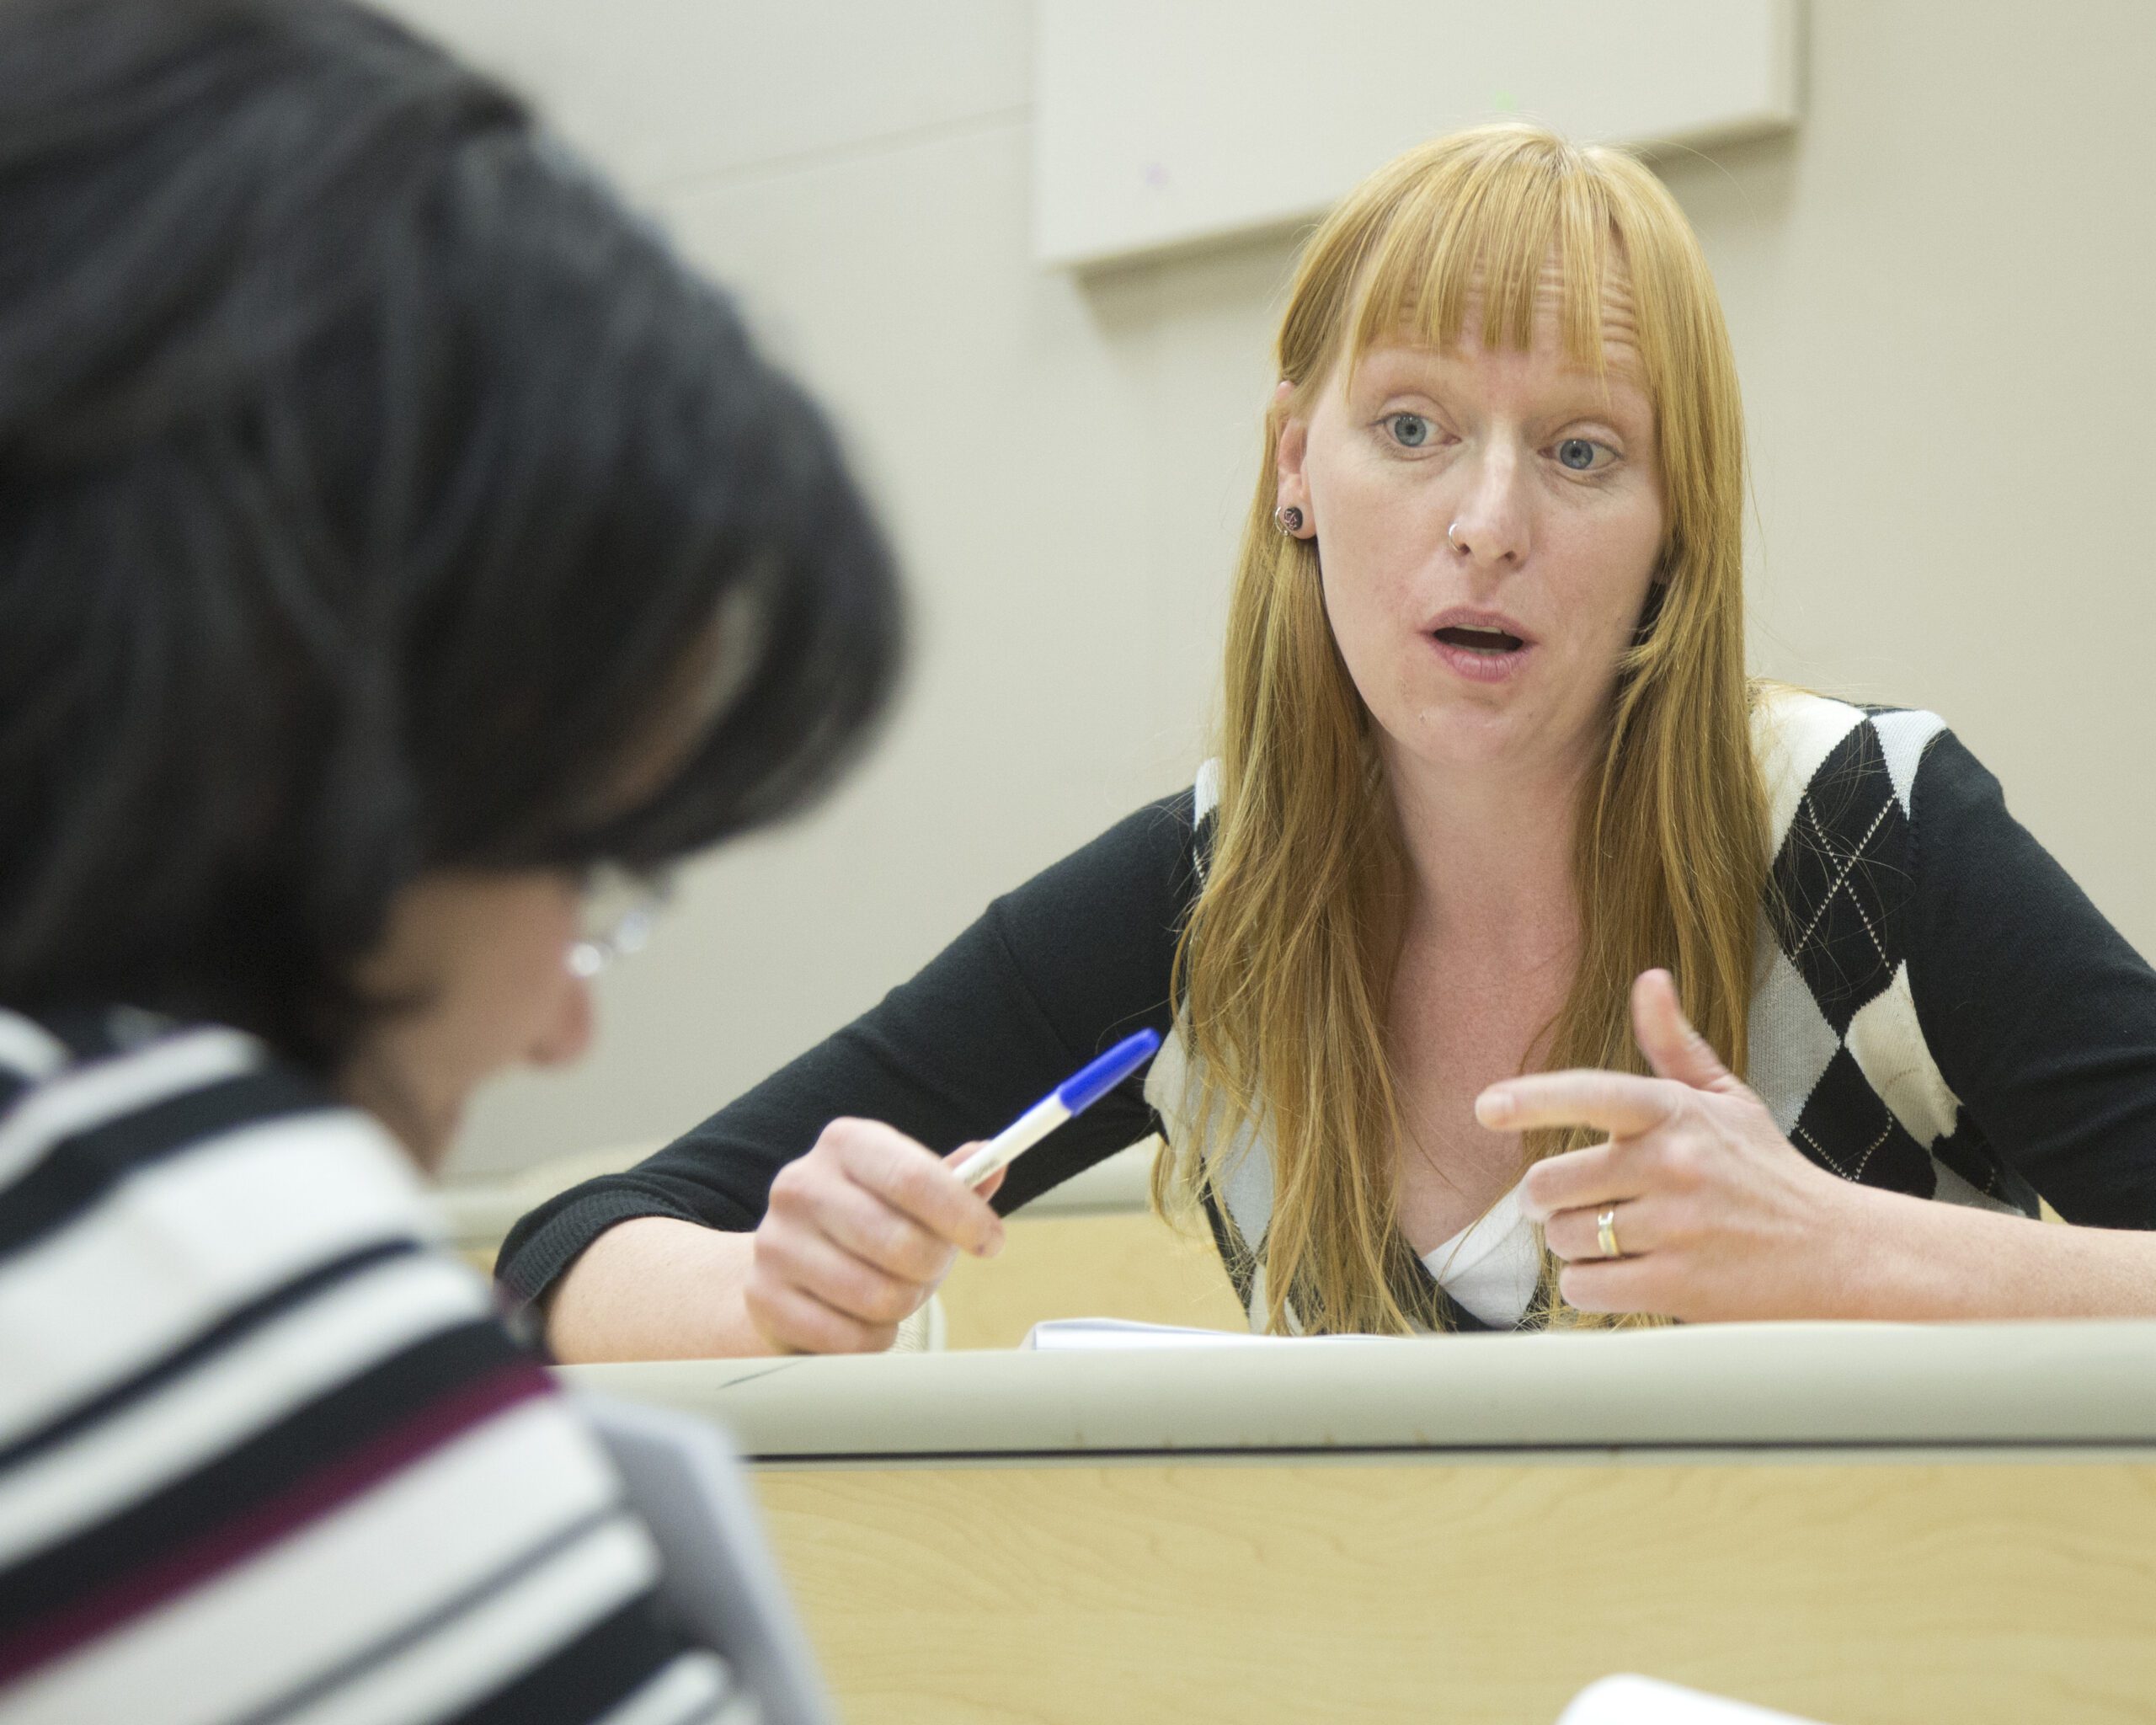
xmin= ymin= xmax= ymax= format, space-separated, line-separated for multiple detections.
xmin=942 ymin=1142 xmax=1006 ymax=1205
xmin=825 ymin=1119 xmax=1005 ymax=1255
xmin=1542 ymin=1194 xmax=1668 ymax=1263
xmin=756 ymin=1222 xmax=931 ymax=1327
xmin=1476 ymin=1070 xmax=1685 ymax=1138
xmin=1519 ymin=1136 xmax=1633 ymax=1223
xmin=1630 ymin=969 xmax=1740 ymax=1092
xmin=744 ymin=1275 xmax=899 ymax=1355
xmin=815 ymin=1177 xmax=956 ymax=1284
xmin=1554 ymin=1252 xmax=1670 ymax=1317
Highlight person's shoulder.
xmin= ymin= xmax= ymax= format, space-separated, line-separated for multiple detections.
xmin=0 ymin=1005 xmax=328 ymax=1177
xmin=1193 ymin=757 xmax=1221 ymax=828
xmin=1110 ymin=767 xmax=1214 ymax=846
xmin=1748 ymin=684 xmax=1956 ymax=842
xmin=985 ymin=773 xmax=1215 ymax=981
xmin=1030 ymin=771 xmax=1214 ymax=890
xmin=0 ymin=1004 xmax=441 ymax=1254
xmin=0 ymin=1006 xmax=473 ymax=1429
xmin=1139 ymin=762 xmax=1219 ymax=886
xmin=0 ymin=1007 xmax=706 ymax=1717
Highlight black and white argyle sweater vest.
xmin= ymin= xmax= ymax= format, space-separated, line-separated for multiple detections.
xmin=1148 ymin=687 xmax=2035 ymax=1332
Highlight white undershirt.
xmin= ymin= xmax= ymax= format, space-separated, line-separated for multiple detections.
xmin=1419 ymin=1178 xmax=1540 ymax=1327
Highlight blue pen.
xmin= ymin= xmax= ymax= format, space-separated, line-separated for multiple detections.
xmin=951 ymin=1029 xmax=1161 ymax=1188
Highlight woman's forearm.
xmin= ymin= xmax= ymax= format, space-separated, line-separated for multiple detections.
xmin=542 ymin=1215 xmax=780 ymax=1362
xmin=1841 ymin=1186 xmax=2156 ymax=1320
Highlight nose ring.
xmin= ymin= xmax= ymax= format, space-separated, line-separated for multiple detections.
xmin=1446 ymin=521 xmax=1465 ymax=552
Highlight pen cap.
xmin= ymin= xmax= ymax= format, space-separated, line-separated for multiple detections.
xmin=1054 ymin=1029 xmax=1161 ymax=1114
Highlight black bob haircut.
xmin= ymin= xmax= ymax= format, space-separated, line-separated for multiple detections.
xmin=0 ymin=0 xmax=903 ymax=1070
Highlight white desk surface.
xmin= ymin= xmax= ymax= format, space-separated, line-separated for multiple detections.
xmin=562 ymin=1317 xmax=2156 ymax=1461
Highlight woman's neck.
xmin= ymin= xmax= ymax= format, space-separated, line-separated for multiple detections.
xmin=1380 ymin=741 xmax=1588 ymax=1251
xmin=1385 ymin=741 xmax=1585 ymax=957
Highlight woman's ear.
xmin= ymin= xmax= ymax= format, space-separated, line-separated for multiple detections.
xmin=1273 ymin=379 xmax=1313 ymax=530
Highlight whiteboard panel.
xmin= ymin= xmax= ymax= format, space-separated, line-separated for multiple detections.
xmin=1034 ymin=0 xmax=1801 ymax=268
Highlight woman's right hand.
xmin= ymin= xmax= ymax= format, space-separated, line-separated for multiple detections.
xmin=744 ymin=1118 xmax=1006 ymax=1354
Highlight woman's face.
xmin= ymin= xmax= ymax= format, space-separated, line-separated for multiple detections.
xmin=342 ymin=872 xmax=594 ymax=1169
xmin=1277 ymin=286 xmax=1665 ymax=793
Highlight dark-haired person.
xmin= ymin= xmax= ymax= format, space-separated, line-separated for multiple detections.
xmin=0 ymin=0 xmax=904 ymax=1717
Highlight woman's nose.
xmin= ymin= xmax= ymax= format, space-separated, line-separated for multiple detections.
xmin=1446 ymin=448 xmax=1530 ymax=569
xmin=531 ymin=973 xmax=595 ymax=1069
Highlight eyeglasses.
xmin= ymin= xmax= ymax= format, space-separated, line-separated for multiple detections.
xmin=568 ymin=867 xmax=671 ymax=979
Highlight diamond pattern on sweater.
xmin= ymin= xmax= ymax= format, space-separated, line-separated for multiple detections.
xmin=1790 ymin=1044 xmax=1935 ymax=1198
xmin=1750 ymin=691 xmax=2033 ymax=1215
xmin=1845 ymin=961 xmax=1961 ymax=1146
xmin=1748 ymin=932 xmax=1842 ymax=1137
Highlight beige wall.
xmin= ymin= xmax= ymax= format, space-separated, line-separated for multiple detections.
xmin=404 ymin=1 xmax=2156 ymax=1178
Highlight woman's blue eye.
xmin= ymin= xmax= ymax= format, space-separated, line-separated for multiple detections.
xmin=1556 ymin=437 xmax=1604 ymax=471
xmin=1388 ymin=414 xmax=1432 ymax=448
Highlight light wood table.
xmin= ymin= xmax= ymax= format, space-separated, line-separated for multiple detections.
xmin=567 ymin=1320 xmax=2156 ymax=1725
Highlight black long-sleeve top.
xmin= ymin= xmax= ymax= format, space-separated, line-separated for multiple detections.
xmin=498 ymin=698 xmax=2156 ymax=1318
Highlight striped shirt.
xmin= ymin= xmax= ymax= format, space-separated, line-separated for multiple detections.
xmin=0 ymin=1005 xmax=738 ymax=1724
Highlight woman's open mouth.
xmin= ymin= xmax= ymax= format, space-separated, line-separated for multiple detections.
xmin=1426 ymin=616 xmax=1533 ymax=682
xmin=1432 ymin=623 xmax=1525 ymax=655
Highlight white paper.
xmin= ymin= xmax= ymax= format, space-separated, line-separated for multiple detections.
xmin=1022 ymin=1317 xmax=1385 ymax=1350
xmin=1559 ymin=1675 xmax=1832 ymax=1725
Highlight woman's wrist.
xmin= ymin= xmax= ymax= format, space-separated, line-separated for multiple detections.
xmin=542 ymin=1215 xmax=777 ymax=1363
xmin=1808 ymin=1178 xmax=1956 ymax=1319
xmin=1814 ymin=1180 xmax=2156 ymax=1322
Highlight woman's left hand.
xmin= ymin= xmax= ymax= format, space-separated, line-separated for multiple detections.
xmin=1475 ymin=969 xmax=1871 ymax=1322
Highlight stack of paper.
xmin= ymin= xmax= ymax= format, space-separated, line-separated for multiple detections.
xmin=1022 ymin=1318 xmax=1385 ymax=1350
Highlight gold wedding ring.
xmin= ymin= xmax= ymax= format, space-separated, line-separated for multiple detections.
xmin=1596 ymin=1205 xmax=1624 ymax=1259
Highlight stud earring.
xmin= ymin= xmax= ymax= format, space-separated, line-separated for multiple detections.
xmin=1274 ymin=504 xmax=1305 ymax=535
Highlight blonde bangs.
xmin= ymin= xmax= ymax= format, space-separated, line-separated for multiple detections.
xmin=1342 ymin=131 xmax=1620 ymax=385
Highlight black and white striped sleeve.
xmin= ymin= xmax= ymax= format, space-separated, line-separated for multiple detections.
xmin=496 ymin=791 xmax=1203 ymax=1306
xmin=0 ymin=1012 xmax=738 ymax=1724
